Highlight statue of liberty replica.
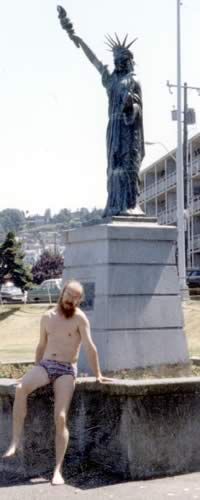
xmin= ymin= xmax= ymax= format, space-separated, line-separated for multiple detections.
xmin=57 ymin=6 xmax=145 ymax=217
xmin=57 ymin=7 xmax=189 ymax=376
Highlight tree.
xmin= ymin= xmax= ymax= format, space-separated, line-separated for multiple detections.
xmin=32 ymin=250 xmax=64 ymax=284
xmin=52 ymin=209 xmax=71 ymax=224
xmin=0 ymin=209 xmax=25 ymax=234
xmin=0 ymin=232 xmax=32 ymax=290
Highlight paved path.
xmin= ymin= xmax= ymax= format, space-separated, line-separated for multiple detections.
xmin=1 ymin=472 xmax=200 ymax=499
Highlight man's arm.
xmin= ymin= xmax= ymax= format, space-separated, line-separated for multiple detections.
xmin=78 ymin=314 xmax=102 ymax=380
xmin=35 ymin=315 xmax=48 ymax=363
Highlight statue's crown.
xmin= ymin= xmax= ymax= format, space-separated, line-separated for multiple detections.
xmin=105 ymin=34 xmax=137 ymax=61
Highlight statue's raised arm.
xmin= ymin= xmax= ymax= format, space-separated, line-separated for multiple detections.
xmin=57 ymin=6 xmax=104 ymax=74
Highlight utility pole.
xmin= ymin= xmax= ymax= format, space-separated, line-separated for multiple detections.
xmin=167 ymin=80 xmax=199 ymax=272
xmin=174 ymin=0 xmax=185 ymax=297
xmin=54 ymin=232 xmax=57 ymax=254
xmin=183 ymin=83 xmax=188 ymax=211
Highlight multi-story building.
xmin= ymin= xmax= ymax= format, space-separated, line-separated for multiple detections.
xmin=139 ymin=132 xmax=200 ymax=268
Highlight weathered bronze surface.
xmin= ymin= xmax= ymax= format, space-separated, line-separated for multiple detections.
xmin=57 ymin=6 xmax=145 ymax=217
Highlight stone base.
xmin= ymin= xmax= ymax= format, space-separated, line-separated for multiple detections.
xmin=112 ymin=215 xmax=157 ymax=223
xmin=83 ymin=213 xmax=157 ymax=225
xmin=2 ymin=378 xmax=200 ymax=481
xmin=118 ymin=203 xmax=146 ymax=217
xmin=63 ymin=218 xmax=189 ymax=373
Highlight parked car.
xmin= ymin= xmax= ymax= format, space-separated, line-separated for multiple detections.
xmin=0 ymin=283 xmax=26 ymax=303
xmin=186 ymin=269 xmax=200 ymax=288
xmin=27 ymin=278 xmax=62 ymax=303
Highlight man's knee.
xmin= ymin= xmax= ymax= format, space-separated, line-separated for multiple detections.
xmin=15 ymin=382 xmax=32 ymax=398
xmin=55 ymin=412 xmax=67 ymax=433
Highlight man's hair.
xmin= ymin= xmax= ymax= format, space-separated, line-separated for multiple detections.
xmin=58 ymin=280 xmax=85 ymax=308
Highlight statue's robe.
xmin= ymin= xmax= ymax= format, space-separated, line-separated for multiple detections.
xmin=102 ymin=67 xmax=145 ymax=216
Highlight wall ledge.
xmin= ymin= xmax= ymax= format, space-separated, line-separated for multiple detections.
xmin=1 ymin=375 xmax=200 ymax=398
xmin=2 ymin=376 xmax=200 ymax=480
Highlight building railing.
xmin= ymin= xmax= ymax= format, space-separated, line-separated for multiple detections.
xmin=166 ymin=172 xmax=177 ymax=189
xmin=145 ymin=196 xmax=200 ymax=225
xmin=140 ymin=172 xmax=176 ymax=202
xmin=146 ymin=202 xmax=200 ymax=252
xmin=140 ymin=157 xmax=200 ymax=203
xmin=157 ymin=212 xmax=200 ymax=252
xmin=193 ymin=234 xmax=200 ymax=251
xmin=157 ymin=205 xmax=177 ymax=225
xmin=192 ymin=195 xmax=200 ymax=215
xmin=157 ymin=177 xmax=166 ymax=195
xmin=192 ymin=158 xmax=200 ymax=177
xmin=157 ymin=198 xmax=200 ymax=225
xmin=139 ymin=184 xmax=155 ymax=201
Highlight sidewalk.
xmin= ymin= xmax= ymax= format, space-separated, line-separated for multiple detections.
xmin=1 ymin=471 xmax=200 ymax=500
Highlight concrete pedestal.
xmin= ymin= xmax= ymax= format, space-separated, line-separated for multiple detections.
xmin=63 ymin=218 xmax=189 ymax=372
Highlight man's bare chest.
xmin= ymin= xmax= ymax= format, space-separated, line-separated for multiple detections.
xmin=46 ymin=315 xmax=80 ymax=342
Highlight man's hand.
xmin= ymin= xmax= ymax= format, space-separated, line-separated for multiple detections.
xmin=96 ymin=375 xmax=114 ymax=383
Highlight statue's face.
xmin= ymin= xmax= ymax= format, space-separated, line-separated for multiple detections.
xmin=114 ymin=57 xmax=134 ymax=73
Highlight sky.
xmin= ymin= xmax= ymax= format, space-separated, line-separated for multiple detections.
xmin=0 ymin=0 xmax=200 ymax=215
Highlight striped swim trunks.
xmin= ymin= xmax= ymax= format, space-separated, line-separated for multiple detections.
xmin=38 ymin=359 xmax=77 ymax=382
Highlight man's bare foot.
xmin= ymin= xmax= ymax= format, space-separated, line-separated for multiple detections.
xmin=51 ymin=469 xmax=65 ymax=485
xmin=2 ymin=443 xmax=18 ymax=458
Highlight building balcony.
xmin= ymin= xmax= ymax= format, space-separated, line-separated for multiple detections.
xmin=158 ymin=205 xmax=177 ymax=225
xmin=192 ymin=195 xmax=200 ymax=215
xmin=166 ymin=172 xmax=177 ymax=189
xmin=140 ymin=171 xmax=176 ymax=202
xmin=192 ymin=158 xmax=200 ymax=177
xmin=193 ymin=234 xmax=200 ymax=252
xmin=139 ymin=183 xmax=155 ymax=202
xmin=139 ymin=157 xmax=200 ymax=204
xmin=144 ymin=196 xmax=200 ymax=225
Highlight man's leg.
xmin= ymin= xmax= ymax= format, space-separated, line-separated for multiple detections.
xmin=52 ymin=374 xmax=75 ymax=485
xmin=3 ymin=365 xmax=50 ymax=457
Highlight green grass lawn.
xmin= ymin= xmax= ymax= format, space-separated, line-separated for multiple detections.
xmin=0 ymin=300 xmax=199 ymax=365
xmin=0 ymin=304 xmax=50 ymax=362
xmin=182 ymin=300 xmax=200 ymax=357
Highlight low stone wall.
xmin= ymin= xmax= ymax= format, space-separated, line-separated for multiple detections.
xmin=1 ymin=377 xmax=200 ymax=481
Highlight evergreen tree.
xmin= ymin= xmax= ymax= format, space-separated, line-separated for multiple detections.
xmin=32 ymin=250 xmax=64 ymax=284
xmin=0 ymin=232 xmax=32 ymax=290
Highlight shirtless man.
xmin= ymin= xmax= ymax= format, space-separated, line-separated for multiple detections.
xmin=3 ymin=280 xmax=109 ymax=485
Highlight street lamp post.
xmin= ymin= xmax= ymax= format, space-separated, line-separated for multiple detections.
xmin=176 ymin=0 xmax=186 ymax=296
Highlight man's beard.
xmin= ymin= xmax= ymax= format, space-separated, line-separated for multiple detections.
xmin=59 ymin=302 xmax=76 ymax=319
